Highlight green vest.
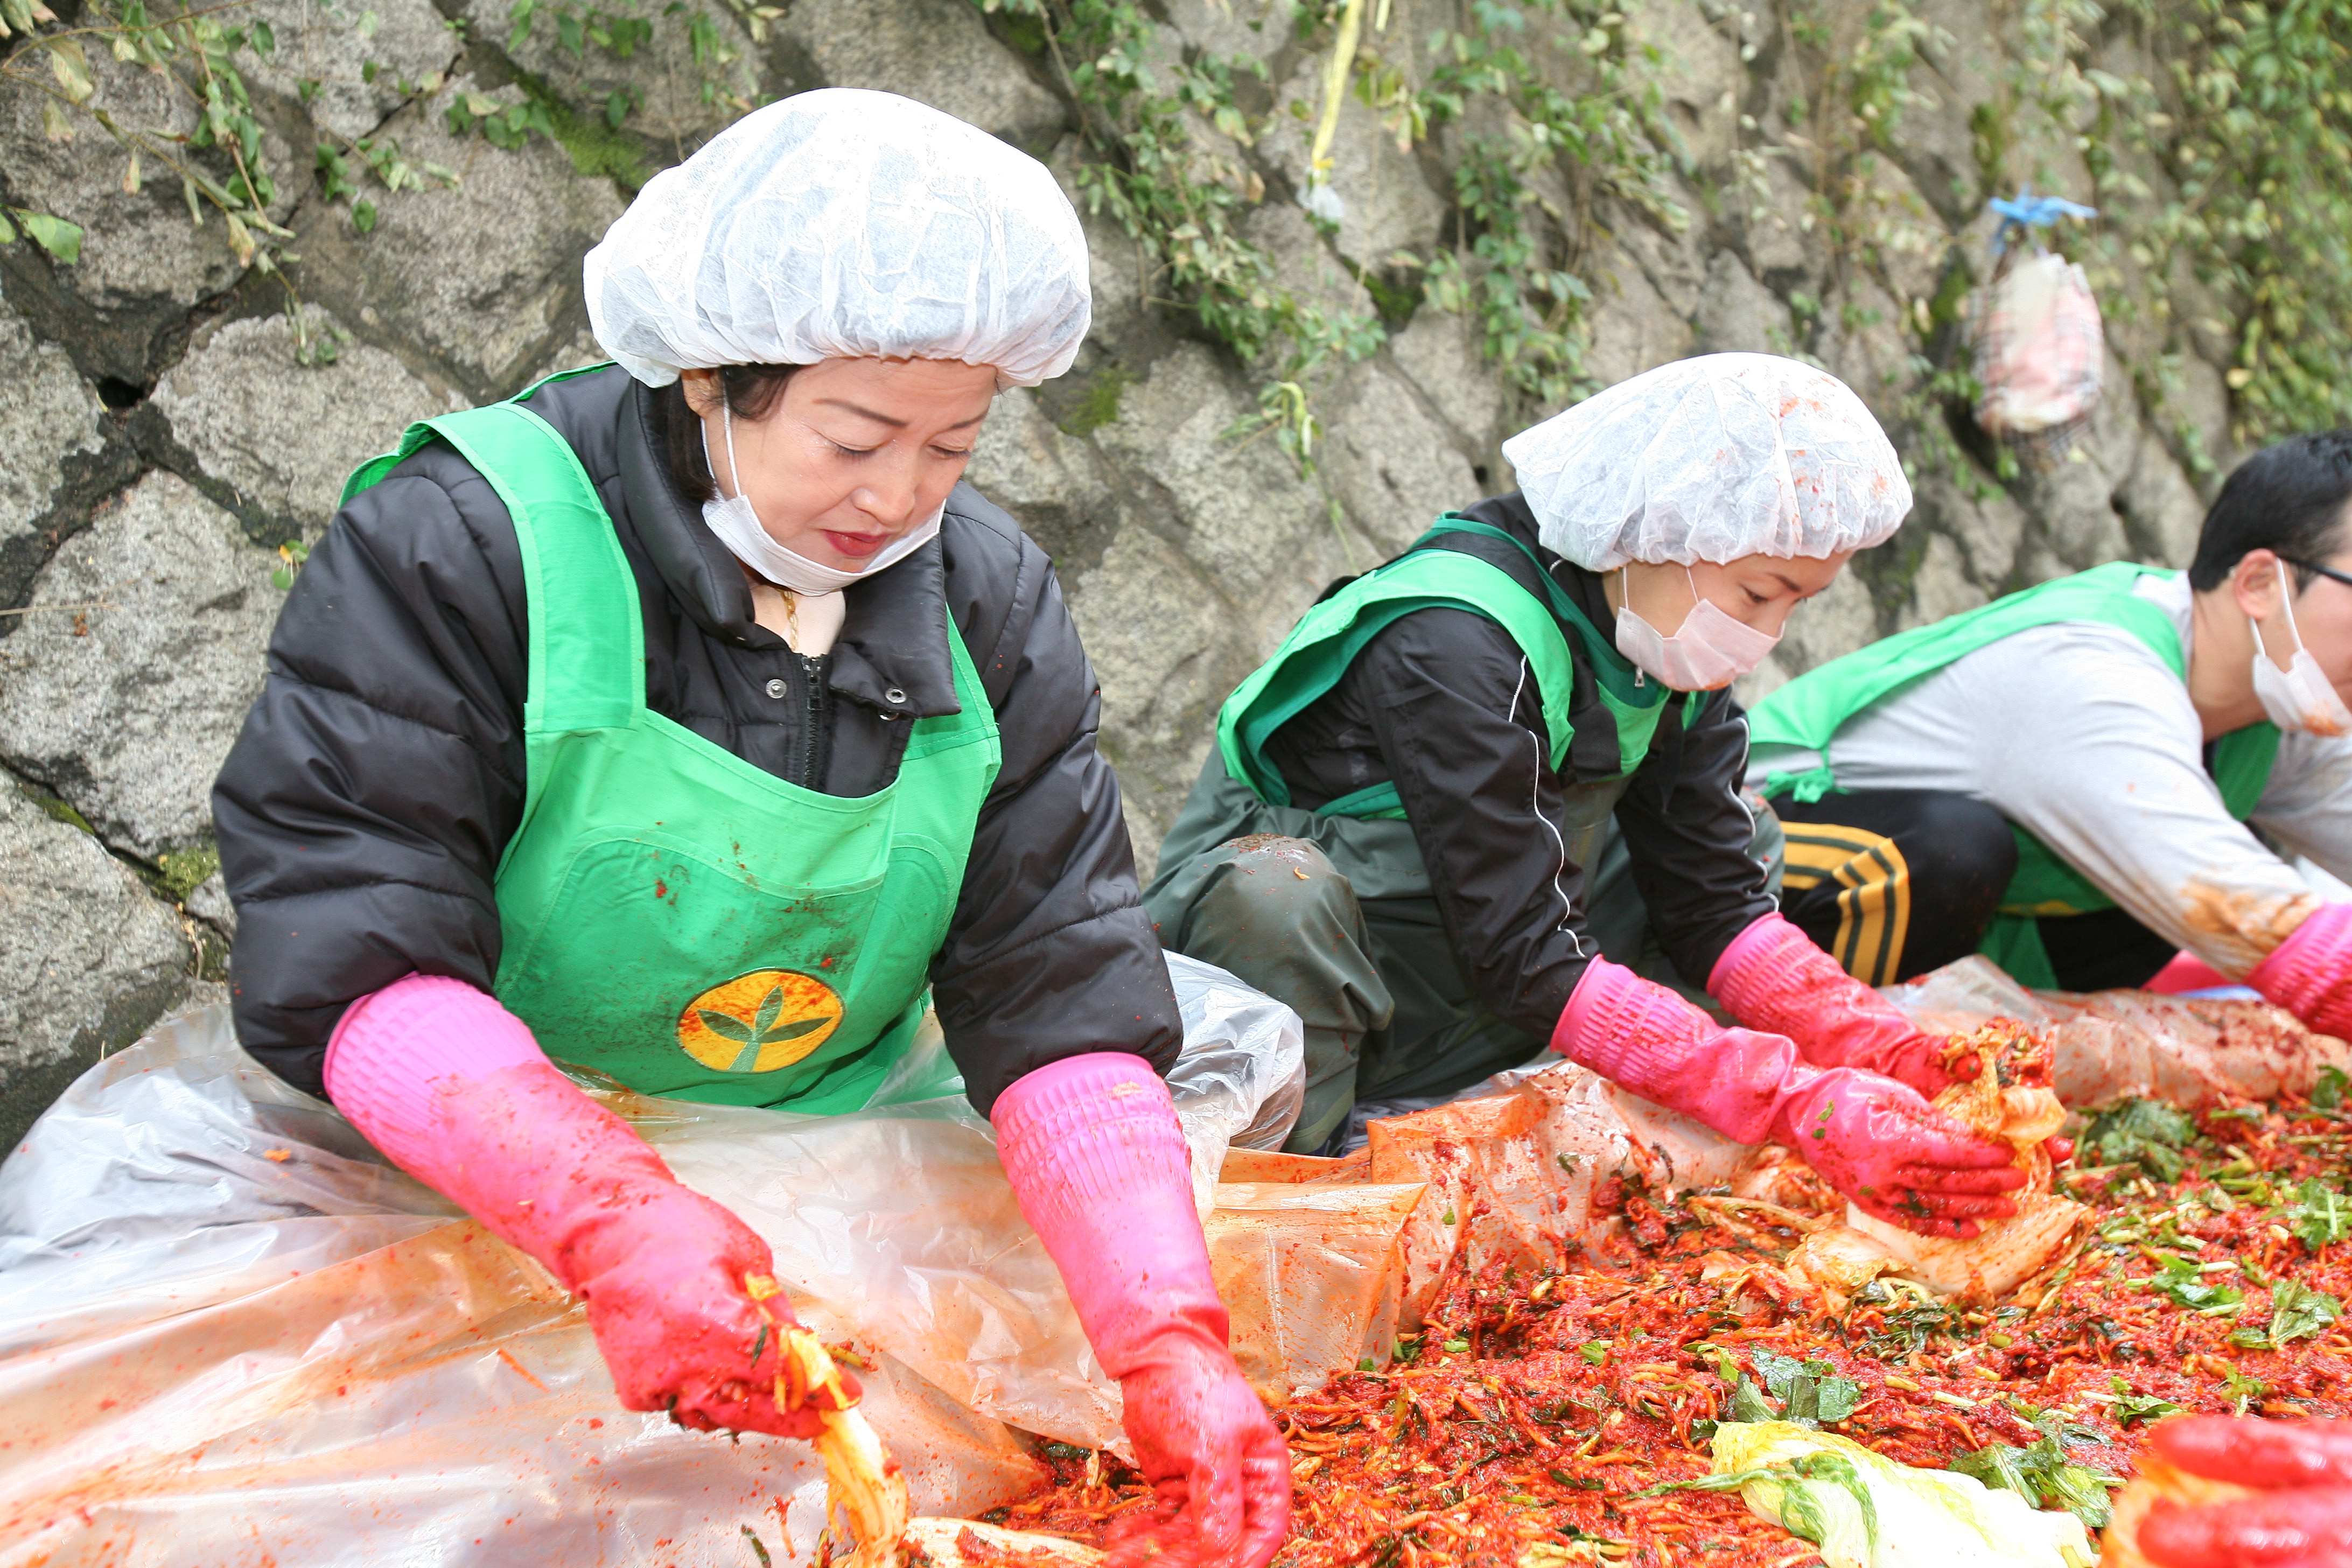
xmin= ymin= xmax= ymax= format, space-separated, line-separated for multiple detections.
xmin=1216 ymin=515 xmax=1685 ymax=823
xmin=1747 ymin=559 xmax=2281 ymax=986
xmin=340 ymin=370 xmax=1001 ymax=1111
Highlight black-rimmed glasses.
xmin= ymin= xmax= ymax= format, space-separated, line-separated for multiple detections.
xmin=2283 ymin=557 xmax=2352 ymax=592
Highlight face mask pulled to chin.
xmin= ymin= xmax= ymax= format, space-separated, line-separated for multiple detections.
xmin=1613 ymin=568 xmax=1782 ymax=691
xmin=698 ymin=401 xmax=940 ymax=596
xmin=2250 ymin=586 xmax=2352 ymax=736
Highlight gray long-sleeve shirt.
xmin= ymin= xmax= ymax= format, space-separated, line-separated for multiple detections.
xmin=1747 ymin=571 xmax=2348 ymax=977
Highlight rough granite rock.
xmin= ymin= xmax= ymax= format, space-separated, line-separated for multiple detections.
xmin=1626 ymin=0 xmax=1742 ymax=169
xmin=1387 ymin=307 xmax=1508 ymax=464
xmin=0 ymin=785 xmax=192 ymax=1153
xmin=151 ymin=305 xmax=463 ymax=542
xmin=1079 ymin=345 xmax=1349 ymax=871
xmin=1317 ymin=359 xmax=1480 ymax=558
xmin=1254 ymin=60 xmax=1445 ymax=269
xmin=1583 ymin=241 xmax=1699 ymax=391
xmin=1693 ymin=250 xmax=1796 ymax=355
xmin=288 ymin=79 xmax=625 ymax=399
xmin=458 ymin=0 xmax=759 ymax=150
xmin=780 ymin=0 xmax=1068 ymax=151
xmin=0 ymin=49 xmax=291 ymax=383
xmin=966 ymin=387 xmax=1125 ymax=582
xmin=242 ymin=0 xmax=466 ymax=142
xmin=0 ymin=291 xmax=108 ymax=568
xmin=0 ymin=473 xmax=281 ymax=859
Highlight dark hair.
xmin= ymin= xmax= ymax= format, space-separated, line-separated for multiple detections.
xmin=648 ymin=364 xmax=800 ymax=502
xmin=2187 ymin=430 xmax=2352 ymax=591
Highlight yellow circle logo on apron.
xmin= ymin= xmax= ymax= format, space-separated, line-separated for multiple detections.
xmin=677 ymin=969 xmax=844 ymax=1073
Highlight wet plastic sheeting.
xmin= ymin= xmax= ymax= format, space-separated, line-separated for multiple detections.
xmin=1207 ymin=1179 xmax=1425 ymax=1403
xmin=0 ymin=954 xmax=1308 ymax=1567
xmin=1884 ymin=954 xmax=2351 ymax=1105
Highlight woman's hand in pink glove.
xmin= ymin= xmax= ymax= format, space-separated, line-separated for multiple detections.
xmin=1553 ymin=959 xmax=2022 ymax=1240
xmin=1775 ymin=1069 xmax=2026 ymax=1239
xmin=1708 ymin=913 xmax=1976 ymax=1097
xmin=2137 ymin=1417 xmax=2352 ymax=1567
xmin=1108 ymin=1332 xmax=1292 ymax=1568
xmin=994 ymin=1053 xmax=1289 ymax=1568
xmin=325 ymin=975 xmax=855 ymax=1441
xmin=503 ymin=1088 xmax=857 ymax=1438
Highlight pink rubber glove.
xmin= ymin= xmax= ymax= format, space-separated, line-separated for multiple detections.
xmin=2138 ymin=1417 xmax=2352 ymax=1567
xmin=993 ymin=1054 xmax=1288 ymax=1568
xmin=2250 ymin=904 xmax=2352 ymax=1041
xmin=324 ymin=974 xmax=851 ymax=1438
xmin=1554 ymin=958 xmax=2025 ymax=1238
xmin=1709 ymin=913 xmax=1975 ymax=1096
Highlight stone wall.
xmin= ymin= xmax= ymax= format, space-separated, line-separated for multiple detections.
xmin=0 ymin=0 xmax=2242 ymax=1145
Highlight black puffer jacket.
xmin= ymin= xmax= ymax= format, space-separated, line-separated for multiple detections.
xmin=1258 ymin=493 xmax=1776 ymax=1036
xmin=213 ymin=366 xmax=1181 ymax=1114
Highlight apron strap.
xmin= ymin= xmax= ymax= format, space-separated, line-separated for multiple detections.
xmin=339 ymin=367 xmax=643 ymax=736
xmin=413 ymin=402 xmax=645 ymax=734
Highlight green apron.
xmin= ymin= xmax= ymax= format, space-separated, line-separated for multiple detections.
xmin=1746 ymin=559 xmax=2281 ymax=988
xmin=1151 ymin=516 xmax=1689 ymax=1107
xmin=1217 ymin=515 xmax=1684 ymax=839
xmin=341 ymin=372 xmax=1001 ymax=1111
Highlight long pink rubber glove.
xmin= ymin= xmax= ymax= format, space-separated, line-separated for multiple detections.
xmin=1708 ymin=913 xmax=1976 ymax=1096
xmin=2250 ymin=904 xmax=2352 ymax=1042
xmin=1554 ymin=958 xmax=2024 ymax=1237
xmin=2138 ymin=1417 xmax=2352 ymax=1567
xmin=324 ymin=974 xmax=851 ymax=1437
xmin=992 ymin=1053 xmax=1288 ymax=1568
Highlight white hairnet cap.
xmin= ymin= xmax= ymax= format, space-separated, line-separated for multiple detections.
xmin=584 ymin=89 xmax=1091 ymax=388
xmin=1501 ymin=353 xmax=1913 ymax=571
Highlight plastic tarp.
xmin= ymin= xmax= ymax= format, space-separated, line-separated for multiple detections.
xmin=1229 ymin=957 xmax=2352 ymax=1316
xmin=0 ymin=954 xmax=1325 ymax=1568
xmin=1884 ymin=955 xmax=2352 ymax=1107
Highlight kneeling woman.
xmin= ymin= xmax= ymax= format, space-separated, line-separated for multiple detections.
xmin=1147 ymin=355 xmax=2023 ymax=1237
xmin=215 ymin=91 xmax=1284 ymax=1565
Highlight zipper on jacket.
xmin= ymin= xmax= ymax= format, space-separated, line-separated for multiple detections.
xmin=800 ymin=653 xmax=825 ymax=789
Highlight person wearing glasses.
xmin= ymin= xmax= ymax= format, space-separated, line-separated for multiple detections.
xmin=1744 ymin=431 xmax=2352 ymax=1046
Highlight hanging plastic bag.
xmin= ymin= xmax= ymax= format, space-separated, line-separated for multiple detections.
xmin=1971 ymin=193 xmax=2104 ymax=467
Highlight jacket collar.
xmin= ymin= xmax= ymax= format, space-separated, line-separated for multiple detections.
xmin=615 ymin=380 xmax=961 ymax=718
xmin=1455 ymin=492 xmax=1618 ymax=630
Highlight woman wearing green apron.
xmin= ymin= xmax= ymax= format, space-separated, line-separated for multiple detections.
xmin=1145 ymin=355 xmax=2025 ymax=1237
xmin=214 ymin=90 xmax=1286 ymax=1566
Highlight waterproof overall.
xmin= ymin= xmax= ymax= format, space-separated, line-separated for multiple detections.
xmin=1747 ymin=560 xmax=2280 ymax=990
xmin=342 ymin=373 xmax=1002 ymax=1111
xmin=1144 ymin=518 xmax=1684 ymax=1150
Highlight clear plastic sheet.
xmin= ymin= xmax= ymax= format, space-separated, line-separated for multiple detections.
xmin=0 ymin=955 xmax=1307 ymax=1568
xmin=1883 ymin=954 xmax=2352 ymax=1107
xmin=1236 ymin=1058 xmax=1748 ymax=1326
xmin=1227 ymin=951 xmax=2352 ymax=1320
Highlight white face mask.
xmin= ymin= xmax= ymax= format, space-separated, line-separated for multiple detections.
xmin=2250 ymin=585 xmax=2352 ymax=736
xmin=699 ymin=400 xmax=941 ymax=596
xmin=1613 ymin=565 xmax=1781 ymax=691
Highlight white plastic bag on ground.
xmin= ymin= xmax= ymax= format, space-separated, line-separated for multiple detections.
xmin=0 ymin=955 xmax=1304 ymax=1568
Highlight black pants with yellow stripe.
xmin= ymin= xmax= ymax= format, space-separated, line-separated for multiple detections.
xmin=1769 ymin=789 xmax=2182 ymax=989
xmin=1769 ymin=789 xmax=2018 ymax=986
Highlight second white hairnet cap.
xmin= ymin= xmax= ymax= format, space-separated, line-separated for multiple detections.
xmin=1501 ymin=353 xmax=1913 ymax=571
xmin=584 ymin=88 xmax=1091 ymax=388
